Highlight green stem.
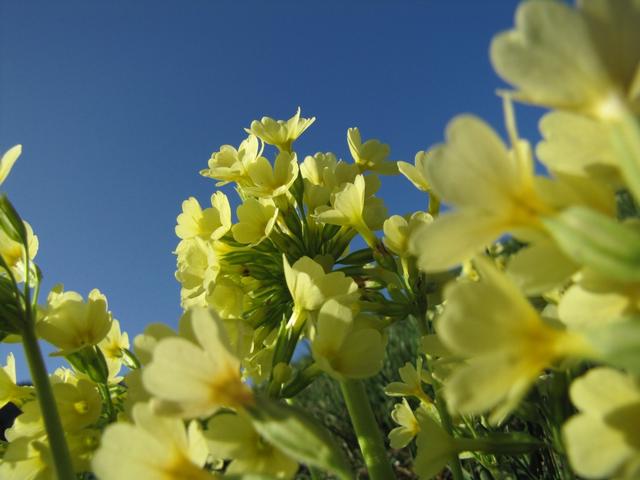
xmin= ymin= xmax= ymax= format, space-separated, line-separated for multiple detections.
xmin=433 ymin=388 xmax=464 ymax=480
xmin=21 ymin=307 xmax=75 ymax=479
xmin=339 ymin=379 xmax=395 ymax=480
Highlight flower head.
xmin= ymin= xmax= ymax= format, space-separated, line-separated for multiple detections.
xmin=247 ymin=108 xmax=315 ymax=151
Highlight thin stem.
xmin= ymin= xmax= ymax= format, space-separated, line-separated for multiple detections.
xmin=21 ymin=303 xmax=75 ymax=479
xmin=339 ymin=379 xmax=396 ymax=480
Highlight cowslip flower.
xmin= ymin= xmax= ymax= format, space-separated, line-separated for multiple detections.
xmin=98 ymin=319 xmax=130 ymax=382
xmin=37 ymin=286 xmax=112 ymax=356
xmin=563 ymin=368 xmax=640 ymax=479
xmin=389 ymin=400 xmax=434 ymax=449
xmin=175 ymin=237 xmax=220 ymax=307
xmin=0 ymin=353 xmax=32 ymax=409
xmin=243 ymin=151 xmax=299 ymax=199
xmin=143 ymin=308 xmax=254 ymax=418
xmin=0 ymin=221 xmax=38 ymax=284
xmin=200 ymin=134 xmax=262 ymax=186
xmin=92 ymin=402 xmax=211 ymax=480
xmin=0 ymin=145 xmax=21 ymax=185
xmin=383 ymin=212 xmax=432 ymax=258
xmin=206 ymin=411 xmax=298 ymax=478
xmin=246 ymin=107 xmax=315 ymax=152
xmin=347 ymin=128 xmax=398 ymax=175
xmin=232 ymin=198 xmax=279 ymax=245
xmin=398 ymin=151 xmax=430 ymax=192
xmin=310 ymin=299 xmax=385 ymax=379
xmin=384 ymin=357 xmax=432 ymax=404
xmin=438 ymin=257 xmax=594 ymax=424
xmin=175 ymin=192 xmax=231 ymax=241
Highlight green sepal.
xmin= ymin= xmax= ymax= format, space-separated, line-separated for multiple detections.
xmin=0 ymin=195 xmax=26 ymax=244
xmin=246 ymin=396 xmax=352 ymax=480
xmin=543 ymin=206 xmax=640 ymax=282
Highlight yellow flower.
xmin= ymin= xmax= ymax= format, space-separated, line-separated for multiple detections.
xmin=563 ymin=368 xmax=640 ymax=479
xmin=0 ymin=144 xmax=21 ymax=185
xmin=491 ymin=0 xmax=640 ymax=117
xmin=283 ymin=256 xmax=357 ymax=322
xmin=398 ymin=150 xmax=431 ymax=191
xmin=37 ymin=286 xmax=112 ymax=356
xmin=175 ymin=192 xmax=231 ymax=241
xmin=92 ymin=402 xmax=212 ymax=480
xmin=201 ymin=134 xmax=262 ymax=186
xmin=98 ymin=319 xmax=130 ymax=382
xmin=384 ymin=357 xmax=432 ymax=403
xmin=231 ymin=198 xmax=279 ymax=245
xmin=247 ymin=107 xmax=315 ymax=151
xmin=0 ymin=220 xmax=38 ymax=284
xmin=143 ymin=308 xmax=253 ymax=418
xmin=388 ymin=399 xmax=433 ymax=449
xmin=383 ymin=212 xmax=432 ymax=258
xmin=175 ymin=237 xmax=220 ymax=308
xmin=347 ymin=128 xmax=398 ymax=175
xmin=438 ymin=257 xmax=593 ymax=424
xmin=206 ymin=411 xmax=298 ymax=478
xmin=0 ymin=353 xmax=32 ymax=409
xmin=311 ymin=299 xmax=385 ymax=379
xmin=243 ymin=151 xmax=299 ymax=198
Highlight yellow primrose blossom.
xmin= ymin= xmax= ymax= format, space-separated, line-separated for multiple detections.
xmin=243 ymin=151 xmax=299 ymax=198
xmin=98 ymin=319 xmax=130 ymax=382
xmin=7 ymin=379 xmax=101 ymax=440
xmin=93 ymin=402 xmax=212 ymax=480
xmin=0 ymin=220 xmax=38 ymax=284
xmin=0 ymin=353 xmax=32 ymax=409
xmin=206 ymin=411 xmax=298 ymax=478
xmin=37 ymin=286 xmax=112 ymax=356
xmin=232 ymin=198 xmax=279 ymax=245
xmin=200 ymin=134 xmax=262 ymax=186
xmin=283 ymin=256 xmax=358 ymax=324
xmin=246 ymin=107 xmax=315 ymax=151
xmin=347 ymin=128 xmax=398 ymax=175
xmin=389 ymin=399 xmax=434 ymax=449
xmin=408 ymin=115 xmax=554 ymax=273
xmin=0 ymin=144 xmax=21 ymax=185
xmin=491 ymin=0 xmax=640 ymax=117
xmin=383 ymin=212 xmax=432 ymax=258
xmin=143 ymin=308 xmax=253 ymax=418
xmin=206 ymin=275 xmax=246 ymax=319
xmin=311 ymin=299 xmax=385 ymax=379
xmin=563 ymin=368 xmax=640 ymax=479
xmin=314 ymin=174 xmax=384 ymax=245
xmin=175 ymin=192 xmax=231 ymax=241
xmin=438 ymin=258 xmax=593 ymax=424
xmin=398 ymin=150 xmax=431 ymax=192
xmin=175 ymin=237 xmax=219 ymax=308
xmin=384 ymin=357 xmax=432 ymax=404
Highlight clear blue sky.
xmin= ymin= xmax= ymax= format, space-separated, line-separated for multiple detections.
xmin=0 ymin=0 xmax=543 ymax=378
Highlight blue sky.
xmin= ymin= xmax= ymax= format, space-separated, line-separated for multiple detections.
xmin=0 ymin=0 xmax=543 ymax=378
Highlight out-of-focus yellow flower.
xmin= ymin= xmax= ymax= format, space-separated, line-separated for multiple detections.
xmin=201 ymin=134 xmax=261 ymax=186
xmin=206 ymin=275 xmax=246 ymax=320
xmin=37 ymin=286 xmax=112 ymax=356
xmin=232 ymin=198 xmax=279 ymax=245
xmin=384 ymin=358 xmax=432 ymax=404
xmin=491 ymin=0 xmax=640 ymax=117
xmin=0 ymin=145 xmax=21 ymax=185
xmin=92 ymin=402 xmax=212 ymax=480
xmin=347 ymin=128 xmax=398 ymax=175
xmin=0 ymin=353 xmax=32 ymax=409
xmin=438 ymin=258 xmax=594 ymax=424
xmin=243 ymin=151 xmax=299 ymax=198
xmin=206 ymin=411 xmax=298 ymax=478
xmin=283 ymin=256 xmax=357 ymax=325
xmin=175 ymin=192 xmax=231 ymax=241
xmin=311 ymin=299 xmax=385 ymax=379
xmin=143 ymin=308 xmax=253 ymax=418
xmin=398 ymin=151 xmax=431 ymax=192
xmin=383 ymin=212 xmax=432 ymax=258
xmin=563 ymin=368 xmax=640 ymax=479
xmin=247 ymin=107 xmax=315 ymax=151
xmin=98 ymin=319 xmax=130 ymax=382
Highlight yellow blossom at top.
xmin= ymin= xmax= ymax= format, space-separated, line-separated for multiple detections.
xmin=438 ymin=257 xmax=593 ymax=424
xmin=231 ymin=198 xmax=279 ymax=245
xmin=93 ymin=402 xmax=212 ymax=480
xmin=398 ymin=150 xmax=431 ymax=192
xmin=243 ymin=151 xmax=299 ymax=198
xmin=347 ymin=128 xmax=398 ymax=175
xmin=37 ymin=286 xmax=113 ymax=356
xmin=175 ymin=192 xmax=231 ymax=241
xmin=491 ymin=0 xmax=640 ymax=117
xmin=200 ymin=134 xmax=262 ymax=186
xmin=0 ymin=145 xmax=21 ymax=185
xmin=143 ymin=308 xmax=253 ymax=418
xmin=246 ymin=107 xmax=315 ymax=151
xmin=563 ymin=368 xmax=640 ymax=479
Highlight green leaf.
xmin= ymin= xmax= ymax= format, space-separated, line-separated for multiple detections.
xmin=0 ymin=195 xmax=26 ymax=243
xmin=585 ymin=316 xmax=640 ymax=374
xmin=543 ymin=206 xmax=640 ymax=282
xmin=246 ymin=396 xmax=352 ymax=480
